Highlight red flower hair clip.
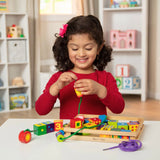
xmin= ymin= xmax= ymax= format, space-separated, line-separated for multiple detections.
xmin=59 ymin=24 xmax=68 ymax=38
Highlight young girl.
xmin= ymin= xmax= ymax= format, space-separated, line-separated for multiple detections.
xmin=35 ymin=15 xmax=125 ymax=119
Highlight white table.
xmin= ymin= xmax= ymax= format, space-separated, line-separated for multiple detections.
xmin=0 ymin=119 xmax=159 ymax=160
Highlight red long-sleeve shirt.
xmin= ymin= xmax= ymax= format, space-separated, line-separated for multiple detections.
xmin=35 ymin=70 xmax=125 ymax=119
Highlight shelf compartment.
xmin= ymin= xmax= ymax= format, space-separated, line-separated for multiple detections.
xmin=103 ymin=11 xmax=142 ymax=49
xmin=107 ymin=52 xmax=142 ymax=77
xmin=0 ymin=65 xmax=7 ymax=88
xmin=5 ymin=14 xmax=28 ymax=38
xmin=9 ymin=88 xmax=29 ymax=110
xmin=0 ymin=90 xmax=8 ymax=112
xmin=0 ymin=14 xmax=6 ymax=39
xmin=0 ymin=40 xmax=7 ymax=63
xmin=8 ymin=64 xmax=30 ymax=86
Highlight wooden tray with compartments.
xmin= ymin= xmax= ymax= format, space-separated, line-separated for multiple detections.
xmin=63 ymin=114 xmax=144 ymax=143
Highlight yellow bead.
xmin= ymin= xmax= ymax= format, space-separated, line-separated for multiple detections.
xmin=74 ymin=89 xmax=83 ymax=97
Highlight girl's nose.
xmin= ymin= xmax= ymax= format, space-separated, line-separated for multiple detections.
xmin=78 ymin=49 xmax=86 ymax=56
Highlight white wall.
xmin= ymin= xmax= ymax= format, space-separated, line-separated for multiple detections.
xmin=7 ymin=0 xmax=27 ymax=12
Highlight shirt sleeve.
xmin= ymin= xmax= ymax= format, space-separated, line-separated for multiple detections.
xmin=100 ymin=72 xmax=125 ymax=114
xmin=35 ymin=72 xmax=61 ymax=115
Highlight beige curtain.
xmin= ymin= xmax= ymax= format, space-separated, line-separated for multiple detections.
xmin=75 ymin=0 xmax=95 ymax=16
xmin=27 ymin=0 xmax=40 ymax=106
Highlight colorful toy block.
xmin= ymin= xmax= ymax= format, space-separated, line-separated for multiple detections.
xmin=70 ymin=118 xmax=83 ymax=128
xmin=54 ymin=120 xmax=63 ymax=131
xmin=105 ymin=125 xmax=114 ymax=131
xmin=100 ymin=124 xmax=108 ymax=130
xmin=110 ymin=30 xmax=136 ymax=49
xmin=84 ymin=118 xmax=89 ymax=123
xmin=115 ymin=77 xmax=123 ymax=89
xmin=108 ymin=120 xmax=118 ymax=128
xmin=83 ymin=123 xmax=97 ymax=129
xmin=42 ymin=121 xmax=54 ymax=133
xmin=128 ymin=121 xmax=139 ymax=132
xmin=118 ymin=122 xmax=129 ymax=130
xmin=123 ymin=77 xmax=140 ymax=89
xmin=123 ymin=77 xmax=133 ymax=89
xmin=132 ymin=77 xmax=141 ymax=89
xmin=116 ymin=64 xmax=130 ymax=77
xmin=89 ymin=118 xmax=101 ymax=125
xmin=122 ymin=136 xmax=130 ymax=139
xmin=112 ymin=135 xmax=119 ymax=139
xmin=33 ymin=123 xmax=47 ymax=136
xmin=98 ymin=115 xmax=107 ymax=122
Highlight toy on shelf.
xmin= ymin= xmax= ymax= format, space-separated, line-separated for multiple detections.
xmin=119 ymin=0 xmax=129 ymax=8
xmin=7 ymin=24 xmax=24 ymax=38
xmin=110 ymin=0 xmax=120 ymax=8
xmin=115 ymin=64 xmax=141 ymax=89
xmin=110 ymin=30 xmax=136 ymax=49
xmin=123 ymin=76 xmax=140 ymax=89
xmin=10 ymin=93 xmax=28 ymax=110
xmin=116 ymin=76 xmax=141 ymax=90
xmin=0 ymin=0 xmax=8 ymax=12
xmin=129 ymin=0 xmax=138 ymax=7
xmin=116 ymin=64 xmax=130 ymax=77
xmin=12 ymin=77 xmax=24 ymax=86
xmin=110 ymin=0 xmax=138 ymax=8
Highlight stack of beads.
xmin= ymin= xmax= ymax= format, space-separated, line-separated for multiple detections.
xmin=56 ymin=130 xmax=65 ymax=142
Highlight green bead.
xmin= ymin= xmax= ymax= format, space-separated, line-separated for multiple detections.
xmin=57 ymin=134 xmax=64 ymax=142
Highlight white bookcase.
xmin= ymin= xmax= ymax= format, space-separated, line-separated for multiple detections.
xmin=0 ymin=13 xmax=31 ymax=112
xmin=99 ymin=0 xmax=148 ymax=101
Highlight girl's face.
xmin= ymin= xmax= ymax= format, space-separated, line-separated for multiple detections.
xmin=67 ymin=33 xmax=99 ymax=74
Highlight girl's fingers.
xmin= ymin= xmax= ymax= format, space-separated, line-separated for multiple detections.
xmin=61 ymin=72 xmax=77 ymax=82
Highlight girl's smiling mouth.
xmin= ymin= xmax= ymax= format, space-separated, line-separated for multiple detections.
xmin=76 ymin=58 xmax=88 ymax=63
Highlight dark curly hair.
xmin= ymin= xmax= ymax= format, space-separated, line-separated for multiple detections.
xmin=52 ymin=15 xmax=112 ymax=71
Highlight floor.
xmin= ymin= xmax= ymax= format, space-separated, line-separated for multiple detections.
xmin=0 ymin=95 xmax=160 ymax=126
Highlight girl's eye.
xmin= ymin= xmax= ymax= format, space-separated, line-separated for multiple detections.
xmin=72 ymin=48 xmax=78 ymax=51
xmin=86 ymin=48 xmax=92 ymax=51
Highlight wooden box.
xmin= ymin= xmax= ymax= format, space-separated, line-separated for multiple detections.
xmin=63 ymin=114 xmax=144 ymax=143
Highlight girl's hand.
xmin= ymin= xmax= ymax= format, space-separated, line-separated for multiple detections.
xmin=49 ymin=72 xmax=77 ymax=96
xmin=74 ymin=79 xmax=107 ymax=99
